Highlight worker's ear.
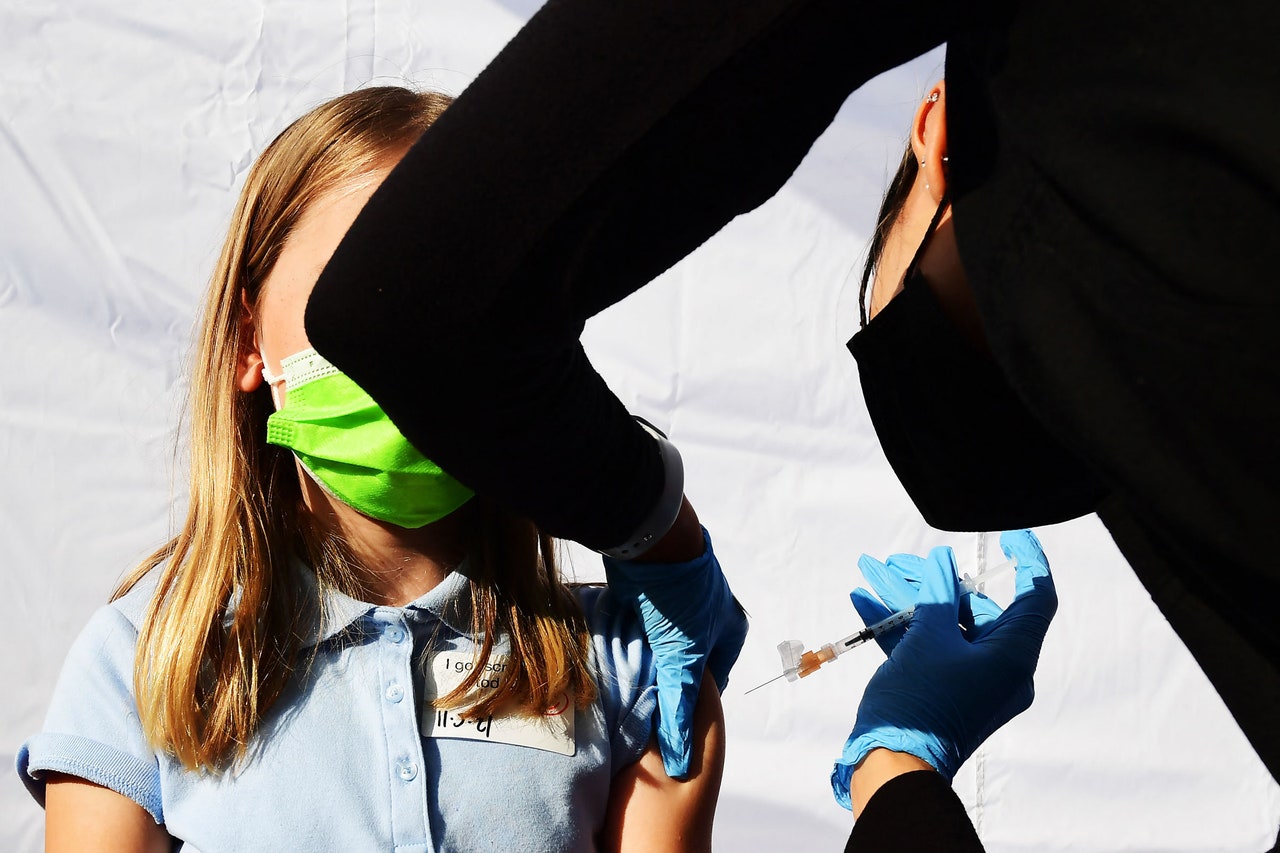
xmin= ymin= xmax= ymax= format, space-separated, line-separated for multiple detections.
xmin=909 ymin=81 xmax=949 ymax=204
xmin=236 ymin=289 xmax=265 ymax=393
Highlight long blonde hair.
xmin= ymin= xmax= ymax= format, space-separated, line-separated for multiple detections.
xmin=116 ymin=86 xmax=595 ymax=771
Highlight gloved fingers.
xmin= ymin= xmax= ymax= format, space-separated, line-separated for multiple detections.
xmin=706 ymin=643 xmax=739 ymax=692
xmin=883 ymin=552 xmax=928 ymax=583
xmin=907 ymin=546 xmax=962 ymax=636
xmin=855 ymin=553 xmax=920 ymax=613
xmin=850 ymin=555 xmax=907 ymax=654
xmin=980 ymin=580 xmax=1057 ymax=659
xmin=965 ymin=588 xmax=1005 ymax=637
xmin=706 ymin=596 xmax=749 ymax=690
xmin=851 ymin=552 xmax=926 ymax=654
xmin=652 ymin=651 xmax=704 ymax=779
xmin=965 ymin=531 xmax=1048 ymax=640
xmin=995 ymin=529 xmax=1058 ymax=627
xmin=849 ymin=586 xmax=893 ymax=625
xmin=848 ymin=588 xmax=901 ymax=655
xmin=1000 ymin=529 xmax=1051 ymax=596
xmin=974 ymin=556 xmax=1056 ymax=666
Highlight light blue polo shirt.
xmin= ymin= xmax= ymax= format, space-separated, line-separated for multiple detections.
xmin=17 ymin=565 xmax=657 ymax=852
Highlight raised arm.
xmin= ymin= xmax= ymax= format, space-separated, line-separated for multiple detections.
xmin=305 ymin=0 xmax=953 ymax=551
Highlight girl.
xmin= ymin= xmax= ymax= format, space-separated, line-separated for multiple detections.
xmin=18 ymin=86 xmax=723 ymax=852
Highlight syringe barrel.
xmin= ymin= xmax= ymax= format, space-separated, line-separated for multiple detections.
xmin=865 ymin=607 xmax=915 ymax=638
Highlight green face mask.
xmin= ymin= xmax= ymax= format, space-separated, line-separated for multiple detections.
xmin=263 ymin=348 xmax=473 ymax=528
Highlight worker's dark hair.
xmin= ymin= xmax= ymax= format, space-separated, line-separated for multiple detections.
xmin=858 ymin=142 xmax=918 ymax=327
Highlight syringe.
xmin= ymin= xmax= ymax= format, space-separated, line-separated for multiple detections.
xmin=744 ymin=557 xmax=1015 ymax=695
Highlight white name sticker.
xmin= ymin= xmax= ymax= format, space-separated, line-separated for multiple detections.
xmin=421 ymin=652 xmax=576 ymax=756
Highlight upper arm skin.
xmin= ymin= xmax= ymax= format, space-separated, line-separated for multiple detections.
xmin=601 ymin=672 xmax=725 ymax=853
xmin=45 ymin=773 xmax=169 ymax=853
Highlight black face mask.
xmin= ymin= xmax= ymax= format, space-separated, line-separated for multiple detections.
xmin=847 ymin=212 xmax=1107 ymax=531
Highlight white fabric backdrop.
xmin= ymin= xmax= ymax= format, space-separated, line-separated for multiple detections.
xmin=3 ymin=2 xmax=1277 ymax=850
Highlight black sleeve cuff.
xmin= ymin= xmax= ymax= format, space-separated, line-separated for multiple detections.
xmin=845 ymin=770 xmax=984 ymax=852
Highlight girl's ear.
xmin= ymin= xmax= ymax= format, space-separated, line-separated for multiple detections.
xmin=236 ymin=290 xmax=265 ymax=393
xmin=909 ymin=80 xmax=949 ymax=204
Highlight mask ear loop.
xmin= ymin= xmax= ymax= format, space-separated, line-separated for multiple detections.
xmin=260 ymin=356 xmax=286 ymax=410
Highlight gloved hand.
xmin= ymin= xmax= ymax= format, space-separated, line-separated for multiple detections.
xmin=848 ymin=551 xmax=1005 ymax=655
xmin=603 ymin=526 xmax=748 ymax=779
xmin=831 ymin=529 xmax=1057 ymax=808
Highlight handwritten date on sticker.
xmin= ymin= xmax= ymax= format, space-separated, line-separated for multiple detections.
xmin=421 ymin=652 xmax=575 ymax=756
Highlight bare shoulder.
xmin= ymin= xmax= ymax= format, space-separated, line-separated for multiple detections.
xmin=600 ymin=672 xmax=725 ymax=853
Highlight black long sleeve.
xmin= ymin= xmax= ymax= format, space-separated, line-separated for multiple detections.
xmin=306 ymin=0 xmax=960 ymax=549
xmin=845 ymin=771 xmax=984 ymax=852
xmin=306 ymin=0 xmax=1280 ymax=780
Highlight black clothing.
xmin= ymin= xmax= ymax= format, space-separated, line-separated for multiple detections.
xmin=943 ymin=1 xmax=1280 ymax=783
xmin=308 ymin=0 xmax=1280 ymax=794
xmin=847 ymin=250 xmax=1109 ymax=530
xmin=309 ymin=0 xmax=960 ymax=550
xmin=845 ymin=771 xmax=984 ymax=852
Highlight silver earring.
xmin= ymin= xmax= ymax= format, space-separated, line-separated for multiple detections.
xmin=926 ymin=92 xmax=940 ymax=103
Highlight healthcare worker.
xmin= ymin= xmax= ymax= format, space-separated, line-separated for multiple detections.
xmin=302 ymin=0 xmax=1280 ymax=843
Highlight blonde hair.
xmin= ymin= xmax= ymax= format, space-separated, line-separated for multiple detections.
xmin=115 ymin=86 xmax=595 ymax=771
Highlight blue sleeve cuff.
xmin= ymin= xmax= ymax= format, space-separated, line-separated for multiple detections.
xmin=18 ymin=732 xmax=164 ymax=823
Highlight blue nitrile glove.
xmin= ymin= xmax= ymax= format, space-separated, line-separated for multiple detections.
xmin=603 ymin=526 xmax=748 ymax=779
xmin=849 ymin=551 xmax=1004 ymax=655
xmin=831 ymin=529 xmax=1057 ymax=808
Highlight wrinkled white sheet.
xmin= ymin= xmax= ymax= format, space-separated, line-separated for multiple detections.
xmin=3 ymin=3 xmax=1277 ymax=850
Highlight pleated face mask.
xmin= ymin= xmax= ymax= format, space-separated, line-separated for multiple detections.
xmin=262 ymin=348 xmax=473 ymax=528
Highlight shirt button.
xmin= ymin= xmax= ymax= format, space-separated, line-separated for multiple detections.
xmin=386 ymin=625 xmax=405 ymax=643
xmin=398 ymin=761 xmax=418 ymax=782
xmin=386 ymin=683 xmax=404 ymax=703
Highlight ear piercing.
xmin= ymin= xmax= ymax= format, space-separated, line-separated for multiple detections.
xmin=922 ymin=91 xmax=946 ymax=172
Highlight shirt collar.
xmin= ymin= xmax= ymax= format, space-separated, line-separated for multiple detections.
xmin=295 ymin=558 xmax=477 ymax=648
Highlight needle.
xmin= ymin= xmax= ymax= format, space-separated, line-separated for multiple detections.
xmin=744 ymin=672 xmax=789 ymax=695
